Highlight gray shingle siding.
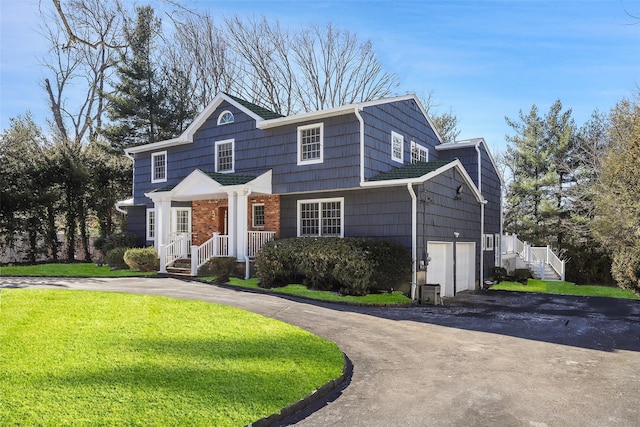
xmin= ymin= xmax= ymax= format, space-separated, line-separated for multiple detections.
xmin=361 ymin=99 xmax=441 ymax=180
xmin=280 ymin=187 xmax=413 ymax=249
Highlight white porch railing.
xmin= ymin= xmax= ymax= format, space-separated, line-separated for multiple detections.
xmin=248 ymin=231 xmax=276 ymax=258
xmin=163 ymin=233 xmax=191 ymax=271
xmin=501 ymin=233 xmax=565 ymax=281
xmin=190 ymin=232 xmax=229 ymax=276
xmin=186 ymin=231 xmax=275 ymax=276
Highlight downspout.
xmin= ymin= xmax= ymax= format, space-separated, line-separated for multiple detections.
xmin=407 ymin=183 xmax=418 ymax=300
xmin=476 ymin=144 xmax=484 ymax=289
xmin=355 ymin=107 xmax=365 ymax=184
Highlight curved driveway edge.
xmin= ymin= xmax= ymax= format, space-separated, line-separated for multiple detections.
xmin=2 ymin=276 xmax=639 ymax=427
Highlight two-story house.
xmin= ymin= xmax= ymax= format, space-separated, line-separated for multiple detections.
xmin=116 ymin=92 xmax=503 ymax=299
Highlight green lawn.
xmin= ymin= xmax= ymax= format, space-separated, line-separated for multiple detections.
xmin=491 ymin=279 xmax=639 ymax=300
xmin=0 ymin=263 xmax=155 ymax=277
xmin=0 ymin=289 xmax=344 ymax=426
xmin=222 ymin=277 xmax=413 ymax=305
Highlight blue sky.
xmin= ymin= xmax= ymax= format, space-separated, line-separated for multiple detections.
xmin=1 ymin=0 xmax=639 ymax=154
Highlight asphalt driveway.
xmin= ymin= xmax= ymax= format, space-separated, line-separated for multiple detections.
xmin=2 ymin=276 xmax=639 ymax=426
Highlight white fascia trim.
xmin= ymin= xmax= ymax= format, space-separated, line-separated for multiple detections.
xmin=436 ymin=137 xmax=504 ymax=185
xmin=360 ymin=159 xmax=485 ymax=203
xmin=257 ymin=94 xmax=442 ymax=142
xmin=125 ymin=93 xmax=264 ymax=155
xmin=144 ymin=169 xmax=273 ymax=203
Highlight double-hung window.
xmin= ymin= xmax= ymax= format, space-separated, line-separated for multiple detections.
xmin=411 ymin=141 xmax=428 ymax=163
xmin=483 ymin=233 xmax=495 ymax=251
xmin=146 ymin=208 xmax=155 ymax=241
xmin=151 ymin=151 xmax=167 ymax=183
xmin=391 ymin=131 xmax=404 ymax=163
xmin=297 ymin=123 xmax=323 ymax=165
xmin=252 ymin=204 xmax=265 ymax=228
xmin=215 ymin=139 xmax=234 ymax=173
xmin=297 ymin=198 xmax=344 ymax=237
xmin=171 ymin=208 xmax=192 ymax=235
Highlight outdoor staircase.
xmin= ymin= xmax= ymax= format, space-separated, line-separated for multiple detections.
xmin=535 ymin=263 xmax=562 ymax=281
xmin=501 ymin=234 xmax=565 ymax=281
xmin=166 ymin=259 xmax=192 ymax=276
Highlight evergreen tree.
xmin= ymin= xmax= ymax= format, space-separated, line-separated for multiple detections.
xmin=503 ymin=101 xmax=578 ymax=249
xmin=103 ymin=5 xmax=174 ymax=151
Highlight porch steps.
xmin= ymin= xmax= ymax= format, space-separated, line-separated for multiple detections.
xmin=533 ymin=264 xmax=562 ymax=281
xmin=166 ymin=259 xmax=192 ymax=276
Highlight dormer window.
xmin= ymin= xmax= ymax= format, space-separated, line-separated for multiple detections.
xmin=217 ymin=110 xmax=234 ymax=125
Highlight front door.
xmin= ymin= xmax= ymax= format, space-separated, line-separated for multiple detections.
xmin=217 ymin=206 xmax=228 ymax=235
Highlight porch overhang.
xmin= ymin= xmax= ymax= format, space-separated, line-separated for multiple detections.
xmin=144 ymin=169 xmax=272 ymax=202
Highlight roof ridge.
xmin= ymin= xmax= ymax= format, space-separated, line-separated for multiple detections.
xmin=223 ymin=93 xmax=284 ymax=120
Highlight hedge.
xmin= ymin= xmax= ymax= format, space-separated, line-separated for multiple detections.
xmin=255 ymin=237 xmax=412 ymax=296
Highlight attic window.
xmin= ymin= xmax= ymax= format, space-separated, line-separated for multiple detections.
xmin=391 ymin=131 xmax=404 ymax=163
xmin=411 ymin=141 xmax=428 ymax=163
xmin=217 ymin=110 xmax=234 ymax=125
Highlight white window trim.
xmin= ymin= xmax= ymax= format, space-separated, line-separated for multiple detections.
xmin=297 ymin=123 xmax=324 ymax=166
xmin=146 ymin=208 xmax=155 ymax=241
xmin=151 ymin=151 xmax=167 ymax=183
xmin=215 ymin=138 xmax=235 ymax=173
xmin=391 ymin=131 xmax=404 ymax=164
xmin=296 ymin=197 xmax=344 ymax=237
xmin=411 ymin=141 xmax=429 ymax=163
xmin=217 ymin=110 xmax=234 ymax=125
xmin=171 ymin=207 xmax=192 ymax=235
xmin=252 ymin=203 xmax=265 ymax=228
xmin=483 ymin=233 xmax=495 ymax=251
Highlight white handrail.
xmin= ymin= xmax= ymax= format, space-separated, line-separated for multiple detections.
xmin=546 ymin=245 xmax=565 ymax=281
xmin=189 ymin=233 xmax=229 ymax=276
xmin=248 ymin=231 xmax=275 ymax=258
xmin=165 ymin=234 xmax=188 ymax=268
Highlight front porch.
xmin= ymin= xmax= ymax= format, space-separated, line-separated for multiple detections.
xmin=145 ymin=169 xmax=277 ymax=278
xmin=161 ymin=230 xmax=276 ymax=276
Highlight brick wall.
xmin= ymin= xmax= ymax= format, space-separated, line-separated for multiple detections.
xmin=248 ymin=194 xmax=281 ymax=237
xmin=192 ymin=195 xmax=281 ymax=246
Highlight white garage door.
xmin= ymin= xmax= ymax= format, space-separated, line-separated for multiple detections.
xmin=427 ymin=242 xmax=453 ymax=297
xmin=455 ymin=242 xmax=476 ymax=293
xmin=427 ymin=241 xmax=476 ymax=297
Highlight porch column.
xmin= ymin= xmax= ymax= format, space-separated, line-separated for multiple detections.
xmin=236 ymin=189 xmax=251 ymax=261
xmin=154 ymin=199 xmax=172 ymax=251
xmin=154 ymin=198 xmax=171 ymax=273
xmin=227 ymin=191 xmax=237 ymax=259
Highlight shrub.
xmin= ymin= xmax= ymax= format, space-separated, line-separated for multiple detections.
xmin=611 ymin=248 xmax=640 ymax=292
xmin=123 ymin=247 xmax=159 ymax=272
xmin=493 ymin=267 xmax=507 ymax=283
xmin=95 ymin=232 xmax=141 ymax=254
xmin=255 ymin=237 xmax=412 ymax=296
xmin=353 ymin=238 xmax=412 ymax=293
xmin=255 ymin=238 xmax=309 ymax=288
xmin=199 ymin=257 xmax=238 ymax=284
xmin=513 ymin=268 xmax=532 ymax=284
xmin=105 ymin=247 xmax=129 ymax=270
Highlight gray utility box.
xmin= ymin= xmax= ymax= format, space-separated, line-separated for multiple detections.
xmin=420 ymin=284 xmax=441 ymax=305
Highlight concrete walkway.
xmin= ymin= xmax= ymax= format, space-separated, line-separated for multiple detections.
xmin=2 ymin=276 xmax=639 ymax=426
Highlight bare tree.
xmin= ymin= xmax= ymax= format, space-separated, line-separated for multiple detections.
xmin=40 ymin=0 xmax=125 ymax=142
xmin=39 ymin=0 xmax=127 ymax=260
xmin=292 ymin=23 xmax=398 ymax=111
xmin=224 ymin=15 xmax=297 ymax=115
xmin=168 ymin=12 xmax=239 ymax=110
